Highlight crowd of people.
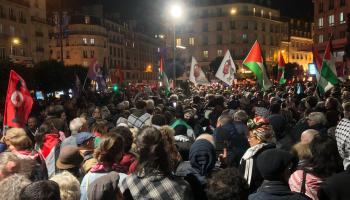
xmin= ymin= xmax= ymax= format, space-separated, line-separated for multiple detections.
xmin=0 ymin=81 xmax=349 ymax=200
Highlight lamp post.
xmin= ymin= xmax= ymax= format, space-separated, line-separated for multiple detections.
xmin=170 ymin=3 xmax=182 ymax=88
xmin=10 ymin=37 xmax=20 ymax=57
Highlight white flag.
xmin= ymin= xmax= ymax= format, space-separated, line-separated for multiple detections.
xmin=215 ymin=50 xmax=236 ymax=85
xmin=190 ymin=57 xmax=209 ymax=85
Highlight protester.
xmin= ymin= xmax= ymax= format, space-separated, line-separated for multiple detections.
xmin=239 ymin=117 xmax=276 ymax=193
xmin=80 ymin=133 xmax=125 ymax=200
xmin=20 ymin=180 xmax=61 ymax=200
xmin=0 ymin=174 xmax=31 ymax=200
xmin=87 ymin=171 xmax=123 ymax=200
xmin=289 ymin=136 xmax=343 ymax=200
xmin=249 ymin=149 xmax=309 ymax=200
xmin=56 ymin=145 xmax=83 ymax=178
xmin=61 ymin=117 xmax=88 ymax=147
xmin=206 ymin=168 xmax=249 ymax=200
xmin=121 ymin=126 xmax=193 ymax=200
xmin=335 ymin=101 xmax=350 ymax=170
xmin=291 ymin=129 xmax=319 ymax=167
xmin=50 ymin=171 xmax=80 ymax=200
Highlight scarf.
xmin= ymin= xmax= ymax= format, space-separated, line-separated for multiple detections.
xmin=90 ymin=162 xmax=118 ymax=173
xmin=241 ymin=143 xmax=269 ymax=185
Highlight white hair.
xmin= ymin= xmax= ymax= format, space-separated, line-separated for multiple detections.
xmin=50 ymin=171 xmax=80 ymax=200
xmin=69 ymin=117 xmax=86 ymax=135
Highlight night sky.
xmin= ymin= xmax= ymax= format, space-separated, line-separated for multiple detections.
xmin=48 ymin=0 xmax=313 ymax=33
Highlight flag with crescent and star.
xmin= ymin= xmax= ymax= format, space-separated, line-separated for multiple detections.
xmin=3 ymin=70 xmax=33 ymax=128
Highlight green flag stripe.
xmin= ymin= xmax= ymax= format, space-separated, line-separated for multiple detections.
xmin=320 ymin=61 xmax=339 ymax=85
xmin=243 ymin=61 xmax=263 ymax=86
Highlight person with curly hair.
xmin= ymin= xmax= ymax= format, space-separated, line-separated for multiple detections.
xmin=50 ymin=171 xmax=80 ymax=200
xmin=0 ymin=174 xmax=31 ymax=200
xmin=80 ymin=133 xmax=125 ymax=200
xmin=206 ymin=168 xmax=249 ymax=200
xmin=159 ymin=125 xmax=182 ymax=171
xmin=120 ymin=126 xmax=193 ymax=200
xmin=239 ymin=117 xmax=276 ymax=194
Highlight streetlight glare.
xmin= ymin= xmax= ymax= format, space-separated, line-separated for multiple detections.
xmin=230 ymin=8 xmax=237 ymax=15
xmin=170 ymin=4 xmax=182 ymax=19
xmin=12 ymin=38 xmax=20 ymax=45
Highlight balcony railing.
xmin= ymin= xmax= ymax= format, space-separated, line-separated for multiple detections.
xmin=69 ymin=30 xmax=107 ymax=37
xmin=11 ymin=0 xmax=30 ymax=7
xmin=31 ymin=16 xmax=47 ymax=24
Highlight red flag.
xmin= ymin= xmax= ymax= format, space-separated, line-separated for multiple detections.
xmin=312 ymin=46 xmax=322 ymax=71
xmin=116 ymin=65 xmax=124 ymax=84
xmin=87 ymin=58 xmax=100 ymax=81
xmin=277 ymin=53 xmax=285 ymax=80
xmin=3 ymin=70 xmax=33 ymax=128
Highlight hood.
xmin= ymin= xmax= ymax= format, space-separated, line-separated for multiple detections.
xmin=189 ymin=139 xmax=216 ymax=176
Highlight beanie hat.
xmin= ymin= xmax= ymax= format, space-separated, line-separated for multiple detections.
xmin=189 ymin=139 xmax=216 ymax=176
xmin=257 ymin=149 xmax=294 ymax=181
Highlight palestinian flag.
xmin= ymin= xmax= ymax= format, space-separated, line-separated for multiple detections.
xmin=278 ymin=53 xmax=287 ymax=85
xmin=159 ymin=57 xmax=170 ymax=96
xmin=317 ymin=38 xmax=339 ymax=94
xmin=243 ymin=40 xmax=272 ymax=90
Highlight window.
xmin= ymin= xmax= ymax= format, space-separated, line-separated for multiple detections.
xmin=56 ymin=51 xmax=61 ymax=59
xmin=328 ymin=15 xmax=334 ymax=26
xmin=189 ymin=37 xmax=195 ymax=45
xmin=329 ymin=0 xmax=334 ymax=10
xmin=261 ymin=9 xmax=264 ymax=17
xmin=90 ymin=38 xmax=95 ymax=45
xmin=319 ymin=34 xmax=324 ymax=43
xmin=340 ymin=0 xmax=346 ymax=6
xmin=83 ymin=50 xmax=88 ymax=58
xmin=202 ymin=23 xmax=208 ymax=32
xmin=176 ymin=38 xmax=182 ymax=46
xmin=340 ymin=12 xmax=345 ymax=24
xmin=90 ymin=50 xmax=94 ymax=58
xmin=202 ymin=36 xmax=208 ymax=45
xmin=217 ymin=35 xmax=223 ymax=44
xmin=242 ymin=33 xmax=247 ymax=40
xmin=83 ymin=38 xmax=87 ymax=45
xmin=269 ymin=12 xmax=272 ymax=19
xmin=242 ymin=21 xmax=248 ymax=29
xmin=217 ymin=49 xmax=223 ymax=56
xmin=84 ymin=16 xmax=90 ymax=24
xmin=203 ymin=50 xmax=209 ymax=58
xmin=230 ymin=21 xmax=236 ymax=29
xmin=10 ymin=26 xmax=15 ymax=35
xmin=319 ymin=2 xmax=323 ymax=13
xmin=66 ymin=51 xmax=70 ymax=59
xmin=0 ymin=24 xmax=3 ymax=33
xmin=216 ymin=22 xmax=223 ymax=31
xmin=253 ymin=7 xmax=256 ymax=15
xmin=318 ymin=17 xmax=324 ymax=27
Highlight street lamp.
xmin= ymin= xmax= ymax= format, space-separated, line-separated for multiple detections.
xmin=10 ymin=37 xmax=21 ymax=56
xmin=170 ymin=3 xmax=183 ymax=88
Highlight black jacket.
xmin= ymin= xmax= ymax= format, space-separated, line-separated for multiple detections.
xmin=249 ymin=181 xmax=311 ymax=200
xmin=318 ymin=167 xmax=350 ymax=200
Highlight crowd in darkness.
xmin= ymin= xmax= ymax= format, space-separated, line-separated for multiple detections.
xmin=0 ymin=81 xmax=349 ymax=200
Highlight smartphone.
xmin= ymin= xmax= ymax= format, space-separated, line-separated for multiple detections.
xmin=173 ymin=102 xmax=177 ymax=107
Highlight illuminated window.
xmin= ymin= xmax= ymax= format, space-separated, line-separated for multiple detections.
xmin=189 ymin=37 xmax=195 ymax=45
xmin=318 ymin=17 xmax=324 ymax=27
xmin=90 ymin=38 xmax=95 ymax=45
xmin=83 ymin=38 xmax=87 ymax=45
xmin=319 ymin=34 xmax=324 ymax=43
xmin=328 ymin=15 xmax=334 ymax=26
xmin=176 ymin=38 xmax=182 ymax=46
xmin=217 ymin=49 xmax=223 ymax=56
xmin=203 ymin=50 xmax=208 ymax=58
xmin=340 ymin=12 xmax=345 ymax=24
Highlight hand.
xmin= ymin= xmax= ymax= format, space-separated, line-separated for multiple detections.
xmin=218 ymin=148 xmax=228 ymax=168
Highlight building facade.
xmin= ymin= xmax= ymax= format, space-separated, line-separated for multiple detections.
xmin=313 ymin=0 xmax=348 ymax=56
xmin=0 ymin=0 xmax=49 ymax=65
xmin=49 ymin=7 xmax=161 ymax=84
xmin=280 ymin=19 xmax=314 ymax=72
xmin=166 ymin=2 xmax=289 ymax=74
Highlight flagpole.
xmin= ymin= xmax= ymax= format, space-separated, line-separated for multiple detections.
xmin=82 ymin=73 xmax=88 ymax=91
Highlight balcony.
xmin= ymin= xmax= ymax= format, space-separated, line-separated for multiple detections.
xmin=11 ymin=0 xmax=30 ymax=7
xmin=69 ymin=30 xmax=107 ymax=37
xmin=31 ymin=16 xmax=47 ymax=24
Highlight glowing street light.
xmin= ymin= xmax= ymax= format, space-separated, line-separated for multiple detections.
xmin=169 ymin=2 xmax=184 ymax=88
xmin=10 ymin=37 xmax=21 ymax=56
xmin=170 ymin=4 xmax=183 ymax=19
xmin=230 ymin=8 xmax=237 ymax=15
